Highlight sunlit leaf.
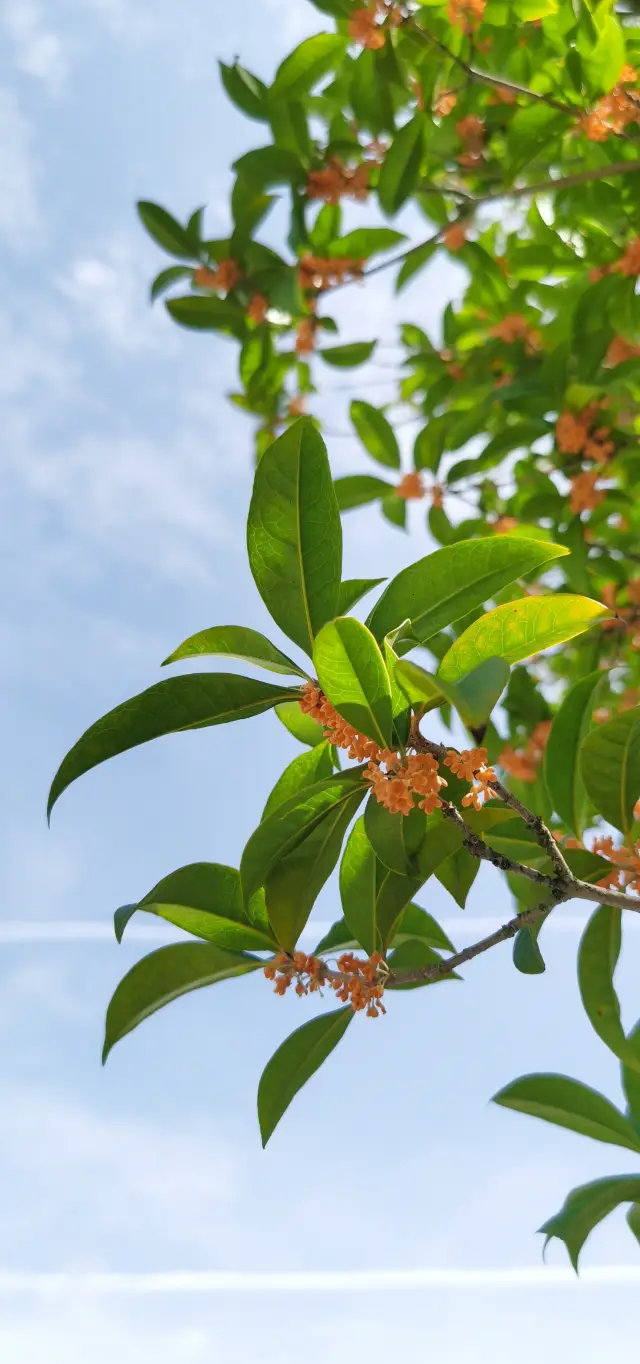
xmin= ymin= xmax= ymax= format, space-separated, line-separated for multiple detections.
xmin=114 ymin=863 xmax=275 ymax=952
xmin=440 ymin=595 xmax=607 ymax=683
xmin=162 ymin=625 xmax=309 ymax=678
xmin=350 ymin=401 xmax=400 ymax=469
xmin=314 ymin=616 xmax=394 ymax=748
xmin=493 ymin=1072 xmax=640 ymax=1153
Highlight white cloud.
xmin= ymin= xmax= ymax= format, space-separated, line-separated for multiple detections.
xmin=56 ymin=238 xmax=175 ymax=353
xmin=0 ymin=1082 xmax=237 ymax=1258
xmin=0 ymin=87 xmax=41 ymax=249
xmin=1 ymin=0 xmax=68 ymax=94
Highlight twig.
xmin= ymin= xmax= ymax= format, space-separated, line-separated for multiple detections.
xmin=387 ymin=900 xmax=555 ymax=986
xmin=442 ymin=802 xmax=555 ymax=888
xmin=485 ymin=776 xmax=573 ymax=882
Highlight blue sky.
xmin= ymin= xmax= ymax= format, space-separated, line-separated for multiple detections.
xmin=1 ymin=0 xmax=640 ymax=1357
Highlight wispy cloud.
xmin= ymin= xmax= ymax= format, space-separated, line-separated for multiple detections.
xmin=0 ymin=1265 xmax=638 ymax=1294
xmin=1 ymin=0 xmax=68 ymax=94
xmin=55 ymin=238 xmax=176 ymax=353
xmin=0 ymin=87 xmax=42 ymax=249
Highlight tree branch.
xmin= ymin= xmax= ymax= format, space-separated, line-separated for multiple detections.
xmin=386 ymin=900 xmax=554 ymax=986
xmin=442 ymin=801 xmax=555 ymax=887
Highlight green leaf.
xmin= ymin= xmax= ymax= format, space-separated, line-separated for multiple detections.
xmin=367 ymin=538 xmax=570 ymax=645
xmin=232 ymin=146 xmax=305 ymax=190
xmin=375 ymin=866 xmax=424 ymax=947
xmin=391 ymin=902 xmax=455 ymax=953
xmin=338 ymin=578 xmax=385 ymax=614
xmin=48 ymin=674 xmax=300 ymax=817
xmin=381 ymin=492 xmax=406 ymax=530
xmin=350 ymin=400 xmax=400 ymax=470
xmin=262 ymin=743 xmax=335 ymax=820
xmin=622 ymin=1020 xmax=640 ymax=1127
xmin=258 ymin=1007 xmax=352 ymax=1146
xmin=320 ymin=341 xmax=377 ymax=368
xmin=240 ymin=769 xmax=366 ymax=905
xmin=440 ymin=595 xmax=607 ymax=683
xmin=493 ymin=1073 xmax=640 ymax=1153
xmin=544 ymin=672 xmax=606 ymax=839
xmin=137 ymin=201 xmax=197 ymax=259
xmin=395 ymin=656 xmax=509 ymax=728
xmin=435 ymin=846 xmax=479 ymax=909
xmin=582 ymin=12 xmax=626 ymax=95
xmin=247 ymin=419 xmax=342 ymax=659
xmin=219 ymin=61 xmax=269 ymax=120
xmin=386 ymin=939 xmax=458 ymax=990
xmin=313 ymin=917 xmax=359 ymax=956
xmin=365 ymin=797 xmax=428 ymax=876
xmin=628 ymin=1202 xmax=640 ymax=1247
xmin=513 ymin=924 xmax=547 ymax=975
xmin=150 ymin=265 xmax=193 ymax=302
xmin=580 ymin=707 xmax=640 ymax=837
xmin=103 ymin=943 xmax=260 ymax=1062
xmin=314 ymin=617 xmax=394 ymax=748
xmin=115 ymin=863 xmax=275 ymax=952
xmin=333 ymin=475 xmax=393 ymax=511
xmin=162 ymin=625 xmax=309 ymax=678
xmin=578 ymin=906 xmax=640 ymax=1071
xmin=339 ymin=817 xmax=378 ymax=955
xmin=265 ymin=785 xmax=364 ymax=949
xmin=514 ymin=0 xmax=558 ymax=15
xmin=275 ymin=700 xmax=325 ymax=748
xmin=378 ymin=114 xmax=425 ymax=216
xmin=329 ymin=227 xmax=405 ymax=258
xmin=166 ymin=296 xmax=244 ymax=335
xmin=271 ymin=34 xmax=347 ymax=101
xmin=540 ymin=1176 xmax=640 ymax=1271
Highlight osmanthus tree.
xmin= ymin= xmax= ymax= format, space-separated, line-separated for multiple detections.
xmin=48 ymin=0 xmax=640 ymax=1264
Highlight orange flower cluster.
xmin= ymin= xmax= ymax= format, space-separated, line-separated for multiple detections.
xmin=592 ymin=836 xmax=640 ymax=895
xmin=396 ymin=472 xmax=425 ymax=500
xmin=299 ymin=685 xmax=495 ymax=815
xmin=456 ymin=114 xmax=485 ymax=169
xmin=492 ymin=516 xmax=519 ymax=534
xmin=614 ymin=237 xmax=640 ymax=278
xmin=498 ymin=720 xmax=551 ymax=784
xmin=299 ymin=255 xmax=364 ymax=292
xmin=434 ymin=89 xmax=457 ymax=118
xmin=247 ymin=293 xmax=269 ymax=325
xmin=194 ymin=259 xmax=242 ymax=293
xmin=332 ymin=952 xmax=387 ymax=1016
xmin=555 ymin=405 xmax=614 ymax=462
xmin=348 ymin=4 xmax=387 ymax=48
xmin=570 ymin=469 xmax=605 ymax=515
xmin=365 ymin=752 xmax=449 ymax=816
xmin=582 ymin=66 xmax=640 ymax=141
xmin=606 ymin=335 xmax=640 ymax=367
xmin=445 ymin=747 xmax=498 ymax=811
xmin=287 ymin=395 xmax=307 ymax=418
xmin=264 ymin=952 xmax=328 ymax=997
xmin=306 ymin=159 xmax=370 ymax=205
xmin=431 ymin=483 xmax=444 ymax=509
xmin=448 ymin=0 xmax=486 ymax=32
xmin=443 ymin=222 xmax=467 ymax=252
xmin=300 ymin=682 xmax=382 ymax=761
xmin=490 ymin=314 xmax=541 ymax=353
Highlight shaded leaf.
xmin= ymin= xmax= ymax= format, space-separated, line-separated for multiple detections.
xmin=350 ymin=400 xmax=400 ymax=470
xmin=540 ymin=1175 xmax=640 ymax=1270
xmin=265 ymin=784 xmax=364 ymax=950
xmin=240 ymin=769 xmax=366 ymax=904
xmin=275 ymin=700 xmax=325 ymax=748
xmin=334 ymin=475 xmax=392 ymax=511
xmin=137 ymin=201 xmax=197 ymax=259
xmin=578 ymin=905 xmax=640 ymax=1072
xmin=435 ymin=845 xmax=479 ymax=909
xmin=544 ymin=671 xmax=606 ymax=839
xmin=493 ymin=1072 xmax=640 ymax=1153
xmin=150 ymin=265 xmax=193 ymax=302
xmin=247 ymin=419 xmax=342 ymax=658
xmin=48 ymin=674 xmax=300 ymax=817
xmin=103 ymin=943 xmax=260 ymax=1062
xmin=258 ymin=1008 xmax=352 ymax=1146
xmin=162 ymin=625 xmax=309 ymax=678
xmin=320 ymin=342 xmax=377 ymax=367
xmin=338 ymin=577 xmax=386 ymax=614
xmin=367 ymin=538 xmax=569 ymax=644
xmin=386 ymin=938 xmax=458 ymax=990
xmin=580 ymin=707 xmax=640 ymax=837
xmin=262 ymin=743 xmax=335 ymax=820
xmin=378 ymin=114 xmax=425 ymax=216
xmin=271 ymin=33 xmax=347 ymax=101
xmin=115 ymin=863 xmax=275 ymax=952
xmin=339 ymin=817 xmax=378 ymax=955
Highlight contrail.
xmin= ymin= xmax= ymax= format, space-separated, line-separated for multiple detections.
xmin=1 ymin=916 xmax=633 ymax=944
xmin=0 ymin=1267 xmax=638 ymax=1295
